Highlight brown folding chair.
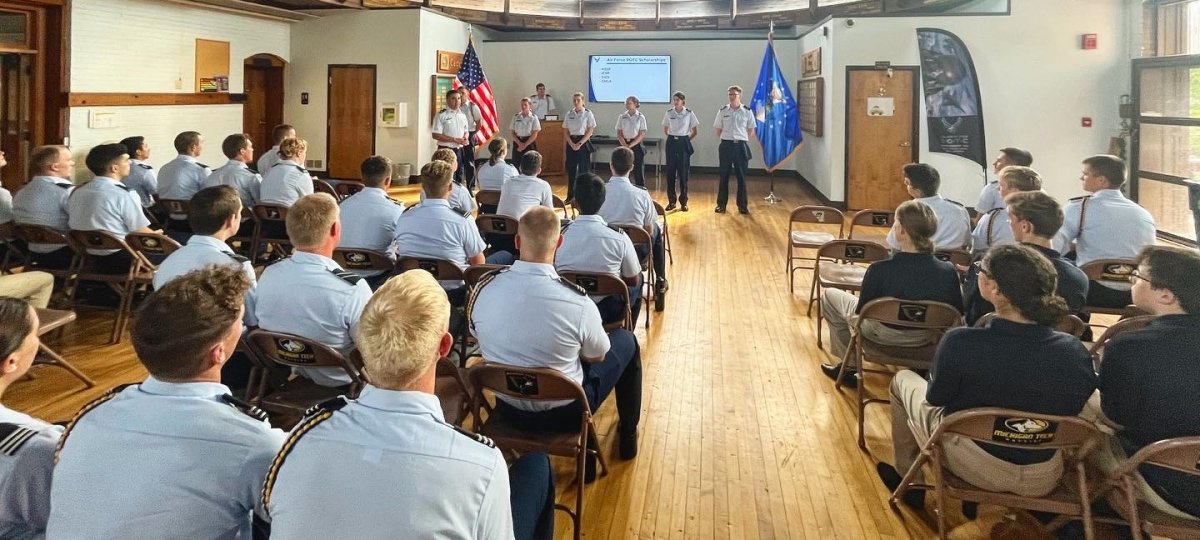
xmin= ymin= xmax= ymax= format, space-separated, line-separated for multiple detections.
xmin=890 ymin=407 xmax=1104 ymax=539
xmin=156 ymin=198 xmax=189 ymax=225
xmin=227 ymin=207 xmax=257 ymax=255
xmin=1087 ymin=314 xmax=1156 ymax=371
xmin=31 ymin=307 xmax=94 ymax=388
xmin=435 ymin=356 xmax=472 ymax=426
xmin=313 ymin=179 xmax=339 ymax=200
xmin=558 ymin=270 xmax=634 ymax=331
xmin=468 ymin=362 xmax=609 ymax=540
xmin=786 ymin=205 xmax=845 ymax=297
xmin=554 ymin=194 xmax=577 ymax=220
xmin=974 ymin=312 xmax=1089 ymax=338
xmin=396 ymin=256 xmax=466 ymax=282
xmin=331 ymin=248 xmax=395 ymax=277
xmin=1080 ymin=259 xmax=1138 ymax=318
xmin=811 ymin=239 xmax=891 ymax=348
xmin=11 ymin=224 xmax=75 ymax=278
xmin=848 ymin=208 xmax=896 ymax=247
xmin=933 ymin=249 xmax=973 ymax=272
xmin=475 ymin=190 xmax=502 ymax=209
xmin=0 ymin=222 xmax=24 ymax=274
xmin=251 ymin=204 xmax=292 ymax=261
xmin=334 ymin=180 xmax=365 ymax=199
xmin=475 ymin=214 xmax=519 ymax=254
xmin=619 ymin=225 xmax=655 ymax=328
xmin=838 ymin=297 xmax=961 ymax=448
xmin=1094 ymin=436 xmax=1200 ymax=540
xmin=65 ymin=230 xmax=155 ymax=344
xmin=125 ymin=232 xmax=182 ymax=269
xmin=244 ymin=329 xmax=366 ymax=421
xmin=464 ymin=263 xmax=508 ymax=288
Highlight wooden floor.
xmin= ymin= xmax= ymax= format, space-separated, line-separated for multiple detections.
xmin=10 ymin=173 xmax=1075 ymax=539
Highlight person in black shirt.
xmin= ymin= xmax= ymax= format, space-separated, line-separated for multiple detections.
xmin=1091 ymin=245 xmax=1200 ymax=519
xmin=963 ymin=191 xmax=1088 ymax=326
xmin=879 ymin=244 xmax=1096 ymax=505
xmin=820 ymin=200 xmax=963 ymax=387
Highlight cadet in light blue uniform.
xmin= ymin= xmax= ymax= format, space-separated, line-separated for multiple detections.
xmin=337 ymin=156 xmax=405 ymax=288
xmin=48 ymin=266 xmax=285 ymax=540
xmin=970 ymin=165 xmax=1042 ymax=256
xmin=0 ymin=298 xmax=62 ymax=540
xmin=205 ymin=134 xmax=261 ymax=238
xmin=119 ymin=136 xmax=158 ymax=209
xmin=255 ymin=193 xmax=371 ymax=387
xmin=157 ymin=131 xmax=211 ymax=227
xmin=421 ymin=148 xmax=477 ymax=216
xmin=260 ymin=137 xmax=314 ymax=208
xmin=616 ymin=96 xmax=649 ymax=187
xmin=713 ymin=85 xmax=756 ymax=214
xmin=497 ymin=151 xmax=553 ymax=219
xmin=432 ymin=89 xmax=471 ymax=185
xmin=67 ymin=144 xmax=154 ymax=271
xmin=1054 ymin=155 xmax=1157 ymax=308
xmin=264 ymin=271 xmax=555 ymax=540
xmin=556 ymin=172 xmax=643 ymax=327
xmin=885 ymin=163 xmax=971 ymax=252
xmin=975 ymin=147 xmax=1034 ymax=215
xmin=509 ymin=99 xmax=541 ymax=167
xmin=662 ymin=91 xmax=700 ymax=211
xmin=600 ymin=147 xmax=667 ymax=299
xmin=257 ymin=124 xmax=294 ymax=175
xmin=13 ymin=146 xmax=75 ymax=267
xmin=399 ymin=161 xmax=489 ymax=281
xmin=563 ymin=93 xmax=596 ymax=203
xmin=478 ymin=137 xmax=519 ymax=195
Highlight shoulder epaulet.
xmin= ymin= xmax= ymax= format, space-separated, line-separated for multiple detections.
xmin=55 ymin=383 xmax=136 ymax=464
xmin=261 ymin=397 xmax=347 ymax=517
xmin=985 ymin=208 xmax=1003 ymax=217
xmin=456 ymin=207 xmax=472 ymax=218
xmin=137 ymin=163 xmax=153 ymax=170
xmin=720 ymin=105 xmax=729 ymax=110
xmin=227 ymin=252 xmax=250 ymax=264
xmin=391 ymin=198 xmax=405 ymax=207
xmin=946 ymin=199 xmax=965 ymax=207
xmin=329 ymin=268 xmax=362 ymax=286
xmin=558 ymin=277 xmax=587 ymax=295
xmin=291 ymin=164 xmax=308 ymax=174
xmin=1068 ymin=195 xmax=1091 ymax=202
xmin=529 ymin=94 xmax=537 ymax=98
xmin=439 ymin=108 xmax=449 ymax=114
xmin=196 ymin=162 xmax=210 ymax=169
xmin=633 ymin=184 xmax=647 ymax=190
xmin=114 ymin=183 xmax=131 ymax=192
xmin=221 ymin=394 xmax=269 ymax=422
xmin=453 ymin=425 xmax=495 ymax=447
xmin=684 ymin=108 xmax=691 ymax=112
xmin=0 ymin=423 xmax=38 ymax=456
xmin=742 ymin=105 xmax=751 ymax=111
xmin=54 ymin=181 xmax=71 ymax=189
xmin=513 ymin=112 xmax=522 ymax=117
xmin=608 ymin=224 xmax=625 ymax=234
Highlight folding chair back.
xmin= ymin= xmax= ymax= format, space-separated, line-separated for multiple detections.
xmin=975 ymin=312 xmax=1089 ymax=339
xmin=811 ymin=239 xmax=891 ymax=347
xmin=435 ymin=357 xmax=472 ymax=426
xmin=331 ymin=248 xmax=394 ymax=274
xmin=31 ymin=307 xmax=93 ymax=388
xmin=125 ymin=232 xmax=182 ymax=267
xmin=227 ymin=207 xmax=257 ymax=254
xmin=618 ymin=225 xmax=654 ymax=329
xmin=1088 ymin=314 xmax=1156 ymax=371
xmin=1103 ymin=437 xmax=1200 ymax=540
xmin=396 ymin=256 xmax=466 ymax=281
xmin=335 ymin=180 xmax=365 ymax=198
xmin=10 ymin=224 xmax=73 ymax=275
xmin=558 ymin=270 xmax=633 ymax=331
xmin=848 ymin=208 xmax=896 ymax=245
xmin=934 ymin=249 xmax=973 ymax=270
xmin=66 ymin=230 xmax=151 ymax=343
xmin=787 ymin=205 xmax=845 ymax=294
xmin=251 ymin=204 xmax=292 ymax=260
xmin=475 ymin=214 xmax=519 ymax=237
xmin=554 ymin=195 xmax=576 ymax=219
xmin=313 ymin=179 xmax=339 ymax=200
xmin=157 ymin=198 xmax=188 ymax=219
xmin=245 ymin=329 xmax=366 ymax=422
xmin=475 ymin=190 xmax=502 ymax=208
xmin=1080 ymin=259 xmax=1138 ymax=317
xmin=464 ymin=263 xmax=507 ymax=288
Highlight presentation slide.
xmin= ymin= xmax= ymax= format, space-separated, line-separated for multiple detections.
xmin=589 ymin=55 xmax=672 ymax=103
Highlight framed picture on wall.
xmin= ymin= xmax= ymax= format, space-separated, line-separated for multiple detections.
xmin=431 ymin=75 xmax=456 ymax=123
xmin=797 ymin=78 xmax=824 ymax=137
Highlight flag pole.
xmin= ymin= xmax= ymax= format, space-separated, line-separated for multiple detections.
xmin=763 ymin=21 xmax=783 ymax=205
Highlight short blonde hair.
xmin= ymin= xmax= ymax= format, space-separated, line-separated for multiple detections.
xmin=999 ymin=165 xmax=1042 ymax=192
xmin=420 ymin=161 xmax=454 ymax=198
xmin=517 ymin=206 xmax=560 ymax=258
xmin=356 ymin=270 xmax=449 ymax=389
xmin=279 ymin=137 xmax=308 ymax=160
xmin=285 ymin=193 xmax=339 ymax=248
xmin=431 ymin=147 xmax=457 ymax=171
xmin=727 ymin=85 xmax=742 ymax=94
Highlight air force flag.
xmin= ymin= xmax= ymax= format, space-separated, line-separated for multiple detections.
xmin=749 ymin=41 xmax=803 ymax=172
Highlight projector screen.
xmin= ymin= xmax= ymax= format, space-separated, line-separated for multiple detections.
xmin=588 ymin=55 xmax=672 ymax=103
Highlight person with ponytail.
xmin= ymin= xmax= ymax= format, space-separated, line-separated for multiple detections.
xmin=878 ymin=244 xmax=1097 ymax=508
xmin=476 ymin=137 xmax=518 ymax=196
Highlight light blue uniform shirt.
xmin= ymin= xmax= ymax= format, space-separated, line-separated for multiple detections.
xmin=1054 ymin=189 xmax=1157 ymax=267
xmin=256 ymin=146 xmax=281 ymax=176
xmin=47 ymin=378 xmax=285 ymax=540
xmin=976 ymin=180 xmax=1003 ymax=214
xmin=476 ymin=161 xmax=518 ymax=192
xmin=395 ymin=198 xmax=486 ymax=271
xmin=971 ymin=207 xmax=1015 ymax=255
xmin=337 ymin=187 xmax=405 ymax=278
xmin=12 ymin=176 xmax=73 ymax=253
xmin=420 ymin=182 xmax=476 ymax=216
xmin=0 ymin=188 xmax=11 ymax=224
xmin=206 ymin=160 xmax=262 ymax=208
xmin=598 ymin=176 xmax=658 ymax=235
xmin=153 ymin=235 xmax=258 ymax=326
xmin=886 ymin=195 xmax=972 ymax=251
xmin=254 ymin=251 xmax=371 ymax=386
xmin=496 ymin=174 xmax=553 ymax=218
xmin=67 ymin=176 xmax=150 ymax=255
xmin=265 ymin=387 xmax=514 ymax=540
xmin=124 ymin=160 xmax=158 ymax=208
xmin=260 ymin=160 xmax=313 ymax=207
xmin=556 ymin=215 xmax=641 ymax=280
xmin=0 ymin=406 xmax=61 ymax=540
xmin=157 ymin=155 xmax=211 ymax=218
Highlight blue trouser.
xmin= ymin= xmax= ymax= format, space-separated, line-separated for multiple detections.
xmin=509 ymin=452 xmax=555 ymax=540
xmin=597 ymin=284 xmax=642 ymax=327
xmin=633 ymin=228 xmax=667 ymax=281
xmin=665 ymin=136 xmax=691 ymax=205
xmin=717 ymin=139 xmax=749 ymax=211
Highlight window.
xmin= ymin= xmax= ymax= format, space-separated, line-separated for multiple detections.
xmin=1131 ymin=56 xmax=1200 ymax=243
xmin=0 ymin=10 xmax=28 ymax=49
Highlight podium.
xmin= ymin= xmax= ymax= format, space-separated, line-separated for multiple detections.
xmin=538 ymin=120 xmax=565 ymax=177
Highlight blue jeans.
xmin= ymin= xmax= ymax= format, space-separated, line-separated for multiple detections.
xmin=509 ymin=452 xmax=555 ymax=540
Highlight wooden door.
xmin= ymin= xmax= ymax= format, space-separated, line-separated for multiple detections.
xmin=243 ymin=63 xmax=283 ymax=162
xmin=327 ymin=65 xmax=375 ymax=179
xmin=0 ymin=53 xmax=32 ymax=190
xmin=845 ymin=66 xmax=919 ymax=210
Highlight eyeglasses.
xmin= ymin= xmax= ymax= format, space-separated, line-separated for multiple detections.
xmin=973 ymin=260 xmax=991 ymax=278
xmin=1130 ymin=269 xmax=1151 ymax=284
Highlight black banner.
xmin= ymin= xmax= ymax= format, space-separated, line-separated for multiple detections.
xmin=917 ymin=28 xmax=987 ymax=170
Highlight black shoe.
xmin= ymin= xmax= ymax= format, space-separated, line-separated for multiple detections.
xmin=584 ymin=454 xmax=597 ymax=483
xmin=655 ymin=278 xmax=668 ymax=294
xmin=619 ymin=427 xmax=638 ymax=459
xmin=665 ymin=203 xmax=677 ymax=211
xmin=738 ymin=208 xmax=750 ymax=215
xmin=961 ymin=501 xmax=978 ymax=521
xmin=820 ymin=362 xmax=858 ymax=388
xmin=877 ymin=462 xmax=924 ymax=508
xmin=681 ymin=204 xmax=689 ymax=212
xmin=714 ymin=206 xmax=726 ymax=213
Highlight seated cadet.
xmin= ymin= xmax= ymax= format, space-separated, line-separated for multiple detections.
xmin=963 ymin=191 xmax=1088 ymax=326
xmin=476 ymin=137 xmax=519 ymax=207
xmin=556 ymin=172 xmax=643 ymax=327
xmin=819 ymin=200 xmax=964 ymax=387
xmin=975 ymin=147 xmax=1033 ymax=215
xmin=257 ymin=123 xmax=295 ymax=175
xmin=1089 ymin=245 xmax=1200 ymax=519
xmin=255 ymin=193 xmax=371 ymax=388
xmin=970 ymin=165 xmax=1040 ymax=256
xmin=12 ymin=145 xmax=76 ymax=269
xmin=1054 ymin=154 xmax=1156 ymax=309
xmin=157 ymin=130 xmax=211 ymax=231
xmin=599 ymin=146 xmax=668 ymax=300
xmin=205 ymin=133 xmax=261 ymax=238
xmin=0 ymin=271 xmax=54 ymax=309
xmin=119 ymin=136 xmax=158 ymax=212
xmin=47 ymin=266 xmax=286 ymax=539
xmin=497 ymin=150 xmax=553 ymax=219
xmin=470 ymin=206 xmax=643 ymax=467
xmin=0 ymin=297 xmax=62 ymax=539
xmin=885 ymin=163 xmax=971 ymax=252
xmin=878 ymin=244 xmax=1096 ymax=507
xmin=264 ymin=270 xmax=556 ymax=540
xmin=66 ymin=143 xmax=155 ymax=274
xmin=259 ymin=137 xmax=314 ymax=208
xmin=420 ymin=148 xmax=477 ymax=216
xmin=337 ymin=155 xmax=405 ymax=289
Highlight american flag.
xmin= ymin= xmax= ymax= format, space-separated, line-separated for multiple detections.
xmin=453 ymin=39 xmax=498 ymax=144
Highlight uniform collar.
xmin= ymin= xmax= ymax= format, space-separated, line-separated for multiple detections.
xmin=514 ymin=174 xmax=541 ymax=182
xmin=32 ymin=175 xmax=71 ymax=186
xmin=223 ymin=159 xmax=249 ymax=170
xmin=291 ymin=250 xmax=340 ymax=270
xmin=672 ymin=107 xmax=686 ymax=113
xmin=421 ymin=198 xmax=452 ymax=209
xmin=280 ymin=159 xmax=301 ymax=166
xmin=572 ymin=107 xmax=585 ymax=114
xmin=92 ymin=176 xmax=123 ymax=187
xmin=574 ymin=214 xmax=607 ymax=226
xmin=511 ymin=260 xmax=559 ymax=278
xmin=360 ymin=186 xmax=389 ymax=198
xmin=355 ymin=385 xmax=445 ymax=421
xmin=139 ymin=375 xmax=231 ymax=398
xmin=270 ymin=145 xmax=281 ymax=152
xmin=176 ymin=155 xmax=198 ymax=164
xmin=608 ymin=176 xmax=632 ymax=186
xmin=1090 ymin=188 xmax=1125 ymax=200
xmin=187 ymin=234 xmax=234 ymax=253
xmin=915 ymin=194 xmax=944 ymax=204
xmin=518 ymin=111 xmax=534 ymax=118
xmin=621 ymin=110 xmax=641 ymax=118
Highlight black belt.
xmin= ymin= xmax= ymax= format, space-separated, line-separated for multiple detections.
xmin=569 ymin=135 xmax=585 ymax=143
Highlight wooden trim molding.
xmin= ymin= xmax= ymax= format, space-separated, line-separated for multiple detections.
xmin=67 ymin=92 xmax=247 ymax=107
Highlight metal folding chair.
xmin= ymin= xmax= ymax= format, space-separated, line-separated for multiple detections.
xmin=786 ymin=205 xmax=845 ymax=297
xmin=811 ymin=239 xmax=891 ymax=348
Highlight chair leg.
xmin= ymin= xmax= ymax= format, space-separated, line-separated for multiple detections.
xmin=890 ymin=451 xmax=929 ymax=508
xmin=816 ymin=294 xmax=824 ymax=349
xmin=38 ymin=343 xmax=95 ymax=388
xmin=856 ymin=361 xmax=868 ymax=450
xmin=1123 ymin=477 xmax=1145 ymax=540
xmin=1077 ymin=461 xmax=1095 ymax=540
xmin=932 ymin=448 xmax=949 ymax=539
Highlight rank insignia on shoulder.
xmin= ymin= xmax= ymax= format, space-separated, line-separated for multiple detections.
xmin=137 ymin=163 xmax=153 ymax=170
xmin=558 ymin=277 xmax=587 ymax=295
xmin=330 ymin=268 xmax=363 ymax=285
xmin=742 ymin=105 xmax=751 ymax=110
xmin=1068 ymin=195 xmax=1091 ymax=202
xmin=303 ymin=396 xmax=348 ymax=418
xmin=947 ymin=199 xmax=965 ymax=207
xmin=453 ymin=425 xmax=495 ymax=448
xmin=227 ymin=253 xmax=251 ymax=264
xmin=55 ymin=182 xmax=71 ymax=189
xmin=0 ymin=423 xmax=38 ymax=456
xmin=197 ymin=163 xmax=210 ymax=169
xmin=221 ymin=394 xmax=269 ymax=422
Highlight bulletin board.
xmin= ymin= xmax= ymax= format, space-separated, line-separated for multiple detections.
xmin=798 ymin=78 xmax=824 ymax=137
xmin=195 ymin=39 xmax=230 ymax=93
xmin=431 ymin=75 xmax=456 ymax=122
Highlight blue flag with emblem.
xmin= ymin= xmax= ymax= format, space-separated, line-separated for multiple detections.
xmin=749 ymin=40 xmax=802 ymax=172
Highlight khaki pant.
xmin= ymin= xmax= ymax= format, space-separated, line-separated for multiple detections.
xmin=0 ymin=271 xmax=53 ymax=309
xmin=1080 ymin=394 xmax=1197 ymax=520
xmin=820 ymin=288 xmax=936 ymax=362
xmin=890 ymin=370 xmax=1064 ymax=497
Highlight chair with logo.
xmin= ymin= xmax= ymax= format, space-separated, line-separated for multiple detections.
xmin=65 ymin=230 xmax=156 ymax=343
xmin=331 ymin=248 xmax=395 ymax=286
xmin=558 ymin=270 xmax=634 ymax=331
xmin=156 ymin=198 xmax=191 ymax=237
xmin=475 ymin=214 xmax=519 ymax=257
xmin=1086 ymin=314 xmax=1156 ymax=371
xmin=475 ymin=190 xmax=502 ymax=214
xmin=848 ymin=208 xmax=896 ymax=247
xmin=12 ymin=224 xmax=76 ymax=278
xmin=334 ymin=180 xmax=365 ymax=199
xmin=975 ymin=312 xmax=1089 ymax=339
xmin=468 ymin=362 xmax=609 ymax=540
xmin=933 ymin=249 xmax=973 ymax=273
xmin=244 ymin=329 xmax=367 ymax=422
xmin=619 ymin=225 xmax=657 ymax=324
xmin=125 ymin=232 xmax=182 ymax=269
xmin=251 ymin=204 xmax=292 ymax=262
xmin=786 ymin=205 xmax=845 ymax=297
xmin=1080 ymin=259 xmax=1139 ymax=318
xmin=811 ymin=239 xmax=891 ymax=349
xmin=1093 ymin=436 xmax=1200 ymax=540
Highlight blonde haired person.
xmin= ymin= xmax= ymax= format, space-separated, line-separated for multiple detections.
xmin=260 ymin=137 xmax=314 ymax=208
xmin=420 ymin=149 xmax=476 ymax=216
xmin=970 ymin=165 xmax=1042 ymax=254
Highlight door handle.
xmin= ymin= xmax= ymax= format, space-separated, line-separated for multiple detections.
xmin=899 ymin=142 xmax=911 ymax=147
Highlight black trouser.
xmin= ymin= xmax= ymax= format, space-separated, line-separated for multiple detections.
xmin=512 ymin=136 xmax=537 ymax=168
xmin=630 ymin=143 xmax=646 ymax=187
xmin=1086 ymin=281 xmax=1132 ymax=309
xmin=665 ymin=136 xmax=691 ymax=205
xmin=565 ymin=136 xmax=591 ymax=201
xmin=28 ymin=246 xmax=74 ymax=270
xmin=442 ymin=145 xmax=470 ymax=186
xmin=464 ymin=131 xmax=478 ymax=190
xmin=509 ymin=453 xmax=556 ymax=540
xmin=717 ymin=139 xmax=749 ymax=211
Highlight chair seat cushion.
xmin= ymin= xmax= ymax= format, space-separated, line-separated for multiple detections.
xmin=818 ymin=263 xmax=867 ymax=288
xmin=791 ymin=231 xmax=836 ymax=247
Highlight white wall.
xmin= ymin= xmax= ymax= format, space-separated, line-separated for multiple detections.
xmin=68 ymin=0 xmax=290 ymax=178
xmin=795 ymin=20 xmax=836 ymax=199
